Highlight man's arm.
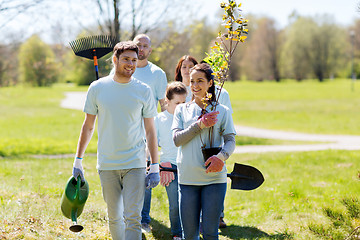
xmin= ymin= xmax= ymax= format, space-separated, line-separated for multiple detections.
xmin=159 ymin=99 xmax=166 ymax=112
xmin=75 ymin=113 xmax=96 ymax=158
xmin=143 ymin=117 xmax=158 ymax=164
xmin=144 ymin=117 xmax=160 ymax=189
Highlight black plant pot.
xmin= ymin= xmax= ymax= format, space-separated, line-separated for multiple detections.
xmin=202 ymin=147 xmax=222 ymax=168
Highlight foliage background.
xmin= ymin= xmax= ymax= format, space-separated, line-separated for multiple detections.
xmin=0 ymin=1 xmax=360 ymax=86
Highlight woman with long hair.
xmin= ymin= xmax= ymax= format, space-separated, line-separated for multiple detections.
xmin=174 ymin=55 xmax=198 ymax=102
xmin=172 ymin=63 xmax=236 ymax=239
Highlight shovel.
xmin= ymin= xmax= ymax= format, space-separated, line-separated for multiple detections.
xmin=160 ymin=163 xmax=264 ymax=191
xmin=227 ymin=163 xmax=264 ymax=190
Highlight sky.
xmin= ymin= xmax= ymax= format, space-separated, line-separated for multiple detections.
xmin=200 ymin=0 xmax=360 ymax=28
xmin=1 ymin=0 xmax=359 ymax=44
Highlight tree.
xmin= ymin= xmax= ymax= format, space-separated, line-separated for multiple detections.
xmin=149 ymin=22 xmax=192 ymax=81
xmin=281 ymin=17 xmax=314 ymax=81
xmin=18 ymin=35 xmax=58 ymax=86
xmin=85 ymin=0 xmax=190 ymax=42
xmin=242 ymin=17 xmax=279 ymax=81
xmin=348 ymin=20 xmax=360 ymax=78
xmin=0 ymin=43 xmax=20 ymax=86
xmin=149 ymin=19 xmax=218 ymax=82
xmin=306 ymin=16 xmax=345 ymax=81
xmin=0 ymin=0 xmax=45 ymax=29
xmin=187 ymin=19 xmax=218 ymax=61
xmin=265 ymin=19 xmax=282 ymax=82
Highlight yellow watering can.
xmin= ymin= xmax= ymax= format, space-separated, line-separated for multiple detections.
xmin=61 ymin=176 xmax=89 ymax=232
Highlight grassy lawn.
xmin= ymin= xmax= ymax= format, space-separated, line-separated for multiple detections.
xmin=1 ymin=151 xmax=359 ymax=239
xmin=1 ymin=79 xmax=359 ymax=157
xmin=226 ymin=79 xmax=360 ymax=135
xmin=0 ymin=84 xmax=97 ymax=157
xmin=1 ymin=79 xmax=360 ymax=239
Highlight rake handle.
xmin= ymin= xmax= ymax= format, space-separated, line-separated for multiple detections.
xmin=93 ymin=49 xmax=99 ymax=80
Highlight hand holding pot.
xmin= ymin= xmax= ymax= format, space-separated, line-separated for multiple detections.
xmin=72 ymin=157 xmax=85 ymax=182
xmin=160 ymin=162 xmax=175 ymax=187
xmin=198 ymin=111 xmax=219 ymax=129
xmin=205 ymin=155 xmax=224 ymax=173
xmin=145 ymin=163 xmax=160 ymax=189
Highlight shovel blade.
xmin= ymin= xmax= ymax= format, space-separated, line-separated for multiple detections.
xmin=227 ymin=163 xmax=264 ymax=190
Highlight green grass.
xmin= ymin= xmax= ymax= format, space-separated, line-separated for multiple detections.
xmin=0 ymin=84 xmax=97 ymax=157
xmin=1 ymin=150 xmax=359 ymax=239
xmin=226 ymin=79 xmax=360 ymax=135
xmin=1 ymin=80 xmax=360 ymax=239
xmin=1 ymin=80 xmax=358 ymax=157
xmin=235 ymin=136 xmax=324 ymax=146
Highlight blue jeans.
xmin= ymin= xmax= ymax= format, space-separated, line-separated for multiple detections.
xmin=179 ymin=183 xmax=226 ymax=240
xmin=165 ymin=171 xmax=182 ymax=237
xmin=141 ymin=188 xmax=152 ymax=224
xmin=99 ymin=168 xmax=146 ymax=240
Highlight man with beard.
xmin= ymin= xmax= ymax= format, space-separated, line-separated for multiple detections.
xmin=72 ymin=41 xmax=160 ymax=240
xmin=132 ymin=34 xmax=167 ymax=112
xmin=131 ymin=34 xmax=168 ymax=233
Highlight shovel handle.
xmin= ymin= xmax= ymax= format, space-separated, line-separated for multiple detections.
xmin=227 ymin=173 xmax=254 ymax=180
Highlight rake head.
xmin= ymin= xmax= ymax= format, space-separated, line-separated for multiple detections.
xmin=69 ymin=35 xmax=117 ymax=60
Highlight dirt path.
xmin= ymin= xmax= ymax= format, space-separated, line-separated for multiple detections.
xmin=61 ymin=92 xmax=360 ymax=153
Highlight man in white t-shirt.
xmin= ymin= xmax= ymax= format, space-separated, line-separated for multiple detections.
xmin=131 ymin=34 xmax=168 ymax=233
xmin=132 ymin=34 xmax=167 ymax=111
xmin=72 ymin=41 xmax=160 ymax=240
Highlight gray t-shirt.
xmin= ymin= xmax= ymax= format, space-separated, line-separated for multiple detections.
xmin=84 ymin=76 xmax=157 ymax=170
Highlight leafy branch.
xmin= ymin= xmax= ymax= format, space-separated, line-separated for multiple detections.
xmin=202 ymin=0 xmax=248 ymax=148
xmin=204 ymin=0 xmax=248 ymax=108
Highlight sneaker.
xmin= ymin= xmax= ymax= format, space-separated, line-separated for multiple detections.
xmin=141 ymin=223 xmax=151 ymax=233
xmin=219 ymin=217 xmax=227 ymax=228
xmin=173 ymin=236 xmax=182 ymax=240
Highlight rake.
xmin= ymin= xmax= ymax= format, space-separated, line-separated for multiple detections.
xmin=69 ymin=35 xmax=117 ymax=80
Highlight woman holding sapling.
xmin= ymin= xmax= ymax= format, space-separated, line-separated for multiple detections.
xmin=174 ymin=55 xmax=233 ymax=116
xmin=172 ymin=63 xmax=236 ymax=240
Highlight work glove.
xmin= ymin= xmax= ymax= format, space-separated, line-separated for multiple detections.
xmin=145 ymin=163 xmax=160 ymax=189
xmin=160 ymin=162 xmax=175 ymax=187
xmin=205 ymin=153 xmax=225 ymax=173
xmin=198 ymin=111 xmax=219 ymax=129
xmin=72 ymin=157 xmax=85 ymax=182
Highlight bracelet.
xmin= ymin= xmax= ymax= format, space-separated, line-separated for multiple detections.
xmin=76 ymin=157 xmax=83 ymax=160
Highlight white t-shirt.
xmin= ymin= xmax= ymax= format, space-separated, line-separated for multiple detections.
xmin=155 ymin=110 xmax=177 ymax=165
xmin=84 ymin=76 xmax=157 ymax=170
xmin=172 ymin=101 xmax=236 ymax=185
xmin=216 ymin=86 xmax=232 ymax=113
xmin=185 ymin=85 xmax=233 ymax=113
xmin=132 ymin=61 xmax=167 ymax=106
xmin=185 ymin=85 xmax=192 ymax=102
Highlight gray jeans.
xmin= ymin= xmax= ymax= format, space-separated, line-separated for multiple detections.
xmin=99 ymin=168 xmax=146 ymax=240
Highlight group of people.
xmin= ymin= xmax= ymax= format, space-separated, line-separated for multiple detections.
xmin=72 ymin=34 xmax=236 ymax=240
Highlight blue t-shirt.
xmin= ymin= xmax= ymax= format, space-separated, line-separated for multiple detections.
xmin=172 ymin=101 xmax=236 ymax=185
xmin=84 ymin=76 xmax=157 ymax=170
xmin=155 ymin=110 xmax=177 ymax=165
xmin=132 ymin=61 xmax=167 ymax=106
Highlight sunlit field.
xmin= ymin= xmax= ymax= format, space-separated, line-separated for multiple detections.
xmin=1 ymin=79 xmax=360 ymax=239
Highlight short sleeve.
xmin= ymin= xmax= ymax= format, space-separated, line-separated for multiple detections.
xmin=172 ymin=104 xmax=184 ymax=131
xmin=84 ymin=83 xmax=98 ymax=115
xmin=221 ymin=106 xmax=236 ymax=136
xmin=217 ymin=87 xmax=233 ymax=114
